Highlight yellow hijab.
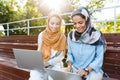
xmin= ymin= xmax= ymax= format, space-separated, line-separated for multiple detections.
xmin=41 ymin=13 xmax=67 ymax=61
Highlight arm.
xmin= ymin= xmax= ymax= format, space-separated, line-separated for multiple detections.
xmin=66 ymin=61 xmax=72 ymax=72
xmin=88 ymin=45 xmax=104 ymax=72
xmin=37 ymin=32 xmax=43 ymax=51
xmin=66 ymin=34 xmax=73 ymax=72
xmin=48 ymin=50 xmax=65 ymax=66
xmin=66 ymin=34 xmax=74 ymax=63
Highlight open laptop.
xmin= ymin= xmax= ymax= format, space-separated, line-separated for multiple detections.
xmin=13 ymin=48 xmax=82 ymax=80
xmin=45 ymin=68 xmax=82 ymax=80
xmin=13 ymin=48 xmax=44 ymax=70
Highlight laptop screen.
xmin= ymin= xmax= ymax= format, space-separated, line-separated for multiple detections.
xmin=13 ymin=48 xmax=44 ymax=70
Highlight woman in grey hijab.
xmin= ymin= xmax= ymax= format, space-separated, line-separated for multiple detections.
xmin=66 ymin=7 xmax=106 ymax=80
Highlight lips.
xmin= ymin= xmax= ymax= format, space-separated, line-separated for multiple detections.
xmin=76 ymin=27 xmax=84 ymax=33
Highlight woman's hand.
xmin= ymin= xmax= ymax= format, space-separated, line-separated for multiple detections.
xmin=44 ymin=62 xmax=50 ymax=67
xmin=65 ymin=65 xmax=72 ymax=72
xmin=76 ymin=68 xmax=88 ymax=77
xmin=65 ymin=61 xmax=72 ymax=72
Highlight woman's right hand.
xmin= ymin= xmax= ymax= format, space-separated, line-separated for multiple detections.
xmin=76 ymin=69 xmax=88 ymax=77
xmin=65 ymin=61 xmax=72 ymax=72
xmin=65 ymin=65 xmax=72 ymax=72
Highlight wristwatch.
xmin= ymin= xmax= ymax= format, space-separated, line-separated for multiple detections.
xmin=84 ymin=68 xmax=89 ymax=74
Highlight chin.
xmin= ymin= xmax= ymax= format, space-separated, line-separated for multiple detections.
xmin=52 ymin=30 xmax=58 ymax=32
xmin=76 ymin=30 xmax=83 ymax=33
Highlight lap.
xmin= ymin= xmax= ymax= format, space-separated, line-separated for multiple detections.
xmin=86 ymin=71 xmax=103 ymax=80
xmin=29 ymin=66 xmax=65 ymax=80
xmin=29 ymin=70 xmax=48 ymax=80
xmin=72 ymin=66 xmax=103 ymax=80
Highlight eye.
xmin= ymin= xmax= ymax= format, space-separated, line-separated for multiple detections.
xmin=50 ymin=22 xmax=54 ymax=25
xmin=78 ymin=21 xmax=83 ymax=24
xmin=73 ymin=21 xmax=83 ymax=25
xmin=56 ymin=23 xmax=60 ymax=25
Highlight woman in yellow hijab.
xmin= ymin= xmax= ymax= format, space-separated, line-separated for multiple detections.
xmin=29 ymin=12 xmax=67 ymax=80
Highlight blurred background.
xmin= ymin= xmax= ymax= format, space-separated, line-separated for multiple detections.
xmin=0 ymin=0 xmax=120 ymax=36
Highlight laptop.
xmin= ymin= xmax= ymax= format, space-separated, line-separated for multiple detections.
xmin=13 ymin=48 xmax=82 ymax=80
xmin=13 ymin=48 xmax=44 ymax=70
xmin=45 ymin=68 xmax=82 ymax=80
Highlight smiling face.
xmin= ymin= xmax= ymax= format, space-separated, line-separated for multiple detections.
xmin=48 ymin=16 xmax=61 ymax=32
xmin=72 ymin=15 xmax=86 ymax=33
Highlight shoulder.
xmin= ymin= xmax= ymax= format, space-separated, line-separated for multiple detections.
xmin=38 ymin=32 xmax=44 ymax=41
xmin=91 ymin=27 xmax=102 ymax=36
xmin=93 ymin=28 xmax=104 ymax=37
xmin=38 ymin=32 xmax=43 ymax=37
xmin=92 ymin=27 xmax=101 ymax=33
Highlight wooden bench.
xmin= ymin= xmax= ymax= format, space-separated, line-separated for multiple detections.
xmin=0 ymin=35 xmax=38 ymax=56
xmin=0 ymin=56 xmax=29 ymax=80
xmin=0 ymin=34 xmax=120 ymax=80
xmin=103 ymin=33 xmax=120 ymax=79
xmin=0 ymin=35 xmax=37 ymax=80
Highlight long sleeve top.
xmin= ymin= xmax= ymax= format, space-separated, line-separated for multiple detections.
xmin=66 ymin=33 xmax=104 ymax=73
xmin=37 ymin=32 xmax=64 ymax=68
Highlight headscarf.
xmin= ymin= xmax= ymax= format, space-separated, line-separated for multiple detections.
xmin=41 ymin=13 xmax=67 ymax=61
xmin=70 ymin=7 xmax=106 ymax=45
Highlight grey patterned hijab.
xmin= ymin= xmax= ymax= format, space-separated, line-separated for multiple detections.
xmin=70 ymin=7 xmax=106 ymax=45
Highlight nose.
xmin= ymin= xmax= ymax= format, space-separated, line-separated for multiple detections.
xmin=75 ymin=23 xmax=80 ymax=28
xmin=53 ymin=24 xmax=57 ymax=28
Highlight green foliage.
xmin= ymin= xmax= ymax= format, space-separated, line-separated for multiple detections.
xmin=95 ymin=14 xmax=120 ymax=33
xmin=94 ymin=22 xmax=113 ymax=33
xmin=0 ymin=30 xmax=5 ymax=36
xmin=116 ymin=14 xmax=120 ymax=32
xmin=0 ymin=0 xmax=45 ymax=35
xmin=1 ymin=0 xmax=118 ymax=35
xmin=0 ymin=32 xmax=4 ymax=36
xmin=0 ymin=0 xmax=17 ymax=23
xmin=87 ymin=0 xmax=104 ymax=9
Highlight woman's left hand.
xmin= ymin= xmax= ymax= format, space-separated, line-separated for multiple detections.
xmin=44 ymin=62 xmax=50 ymax=67
xmin=76 ymin=69 xmax=88 ymax=77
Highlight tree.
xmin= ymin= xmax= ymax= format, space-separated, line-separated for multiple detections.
xmin=0 ymin=0 xmax=106 ymax=36
xmin=0 ymin=0 xmax=18 ymax=23
xmin=0 ymin=0 xmax=45 ymax=35
xmin=0 ymin=0 xmax=21 ymax=35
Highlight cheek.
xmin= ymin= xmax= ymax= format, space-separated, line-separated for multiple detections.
xmin=82 ymin=24 xmax=86 ymax=29
xmin=49 ymin=25 xmax=60 ymax=32
xmin=49 ymin=25 xmax=54 ymax=31
xmin=49 ymin=24 xmax=54 ymax=29
xmin=81 ymin=23 xmax=86 ymax=29
xmin=55 ymin=26 xmax=60 ymax=31
xmin=50 ymin=26 xmax=55 ymax=31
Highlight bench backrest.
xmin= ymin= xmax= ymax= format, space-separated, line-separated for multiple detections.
xmin=103 ymin=33 xmax=120 ymax=79
xmin=0 ymin=35 xmax=38 ymax=43
xmin=104 ymin=33 xmax=120 ymax=47
xmin=0 ymin=35 xmax=38 ymax=56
